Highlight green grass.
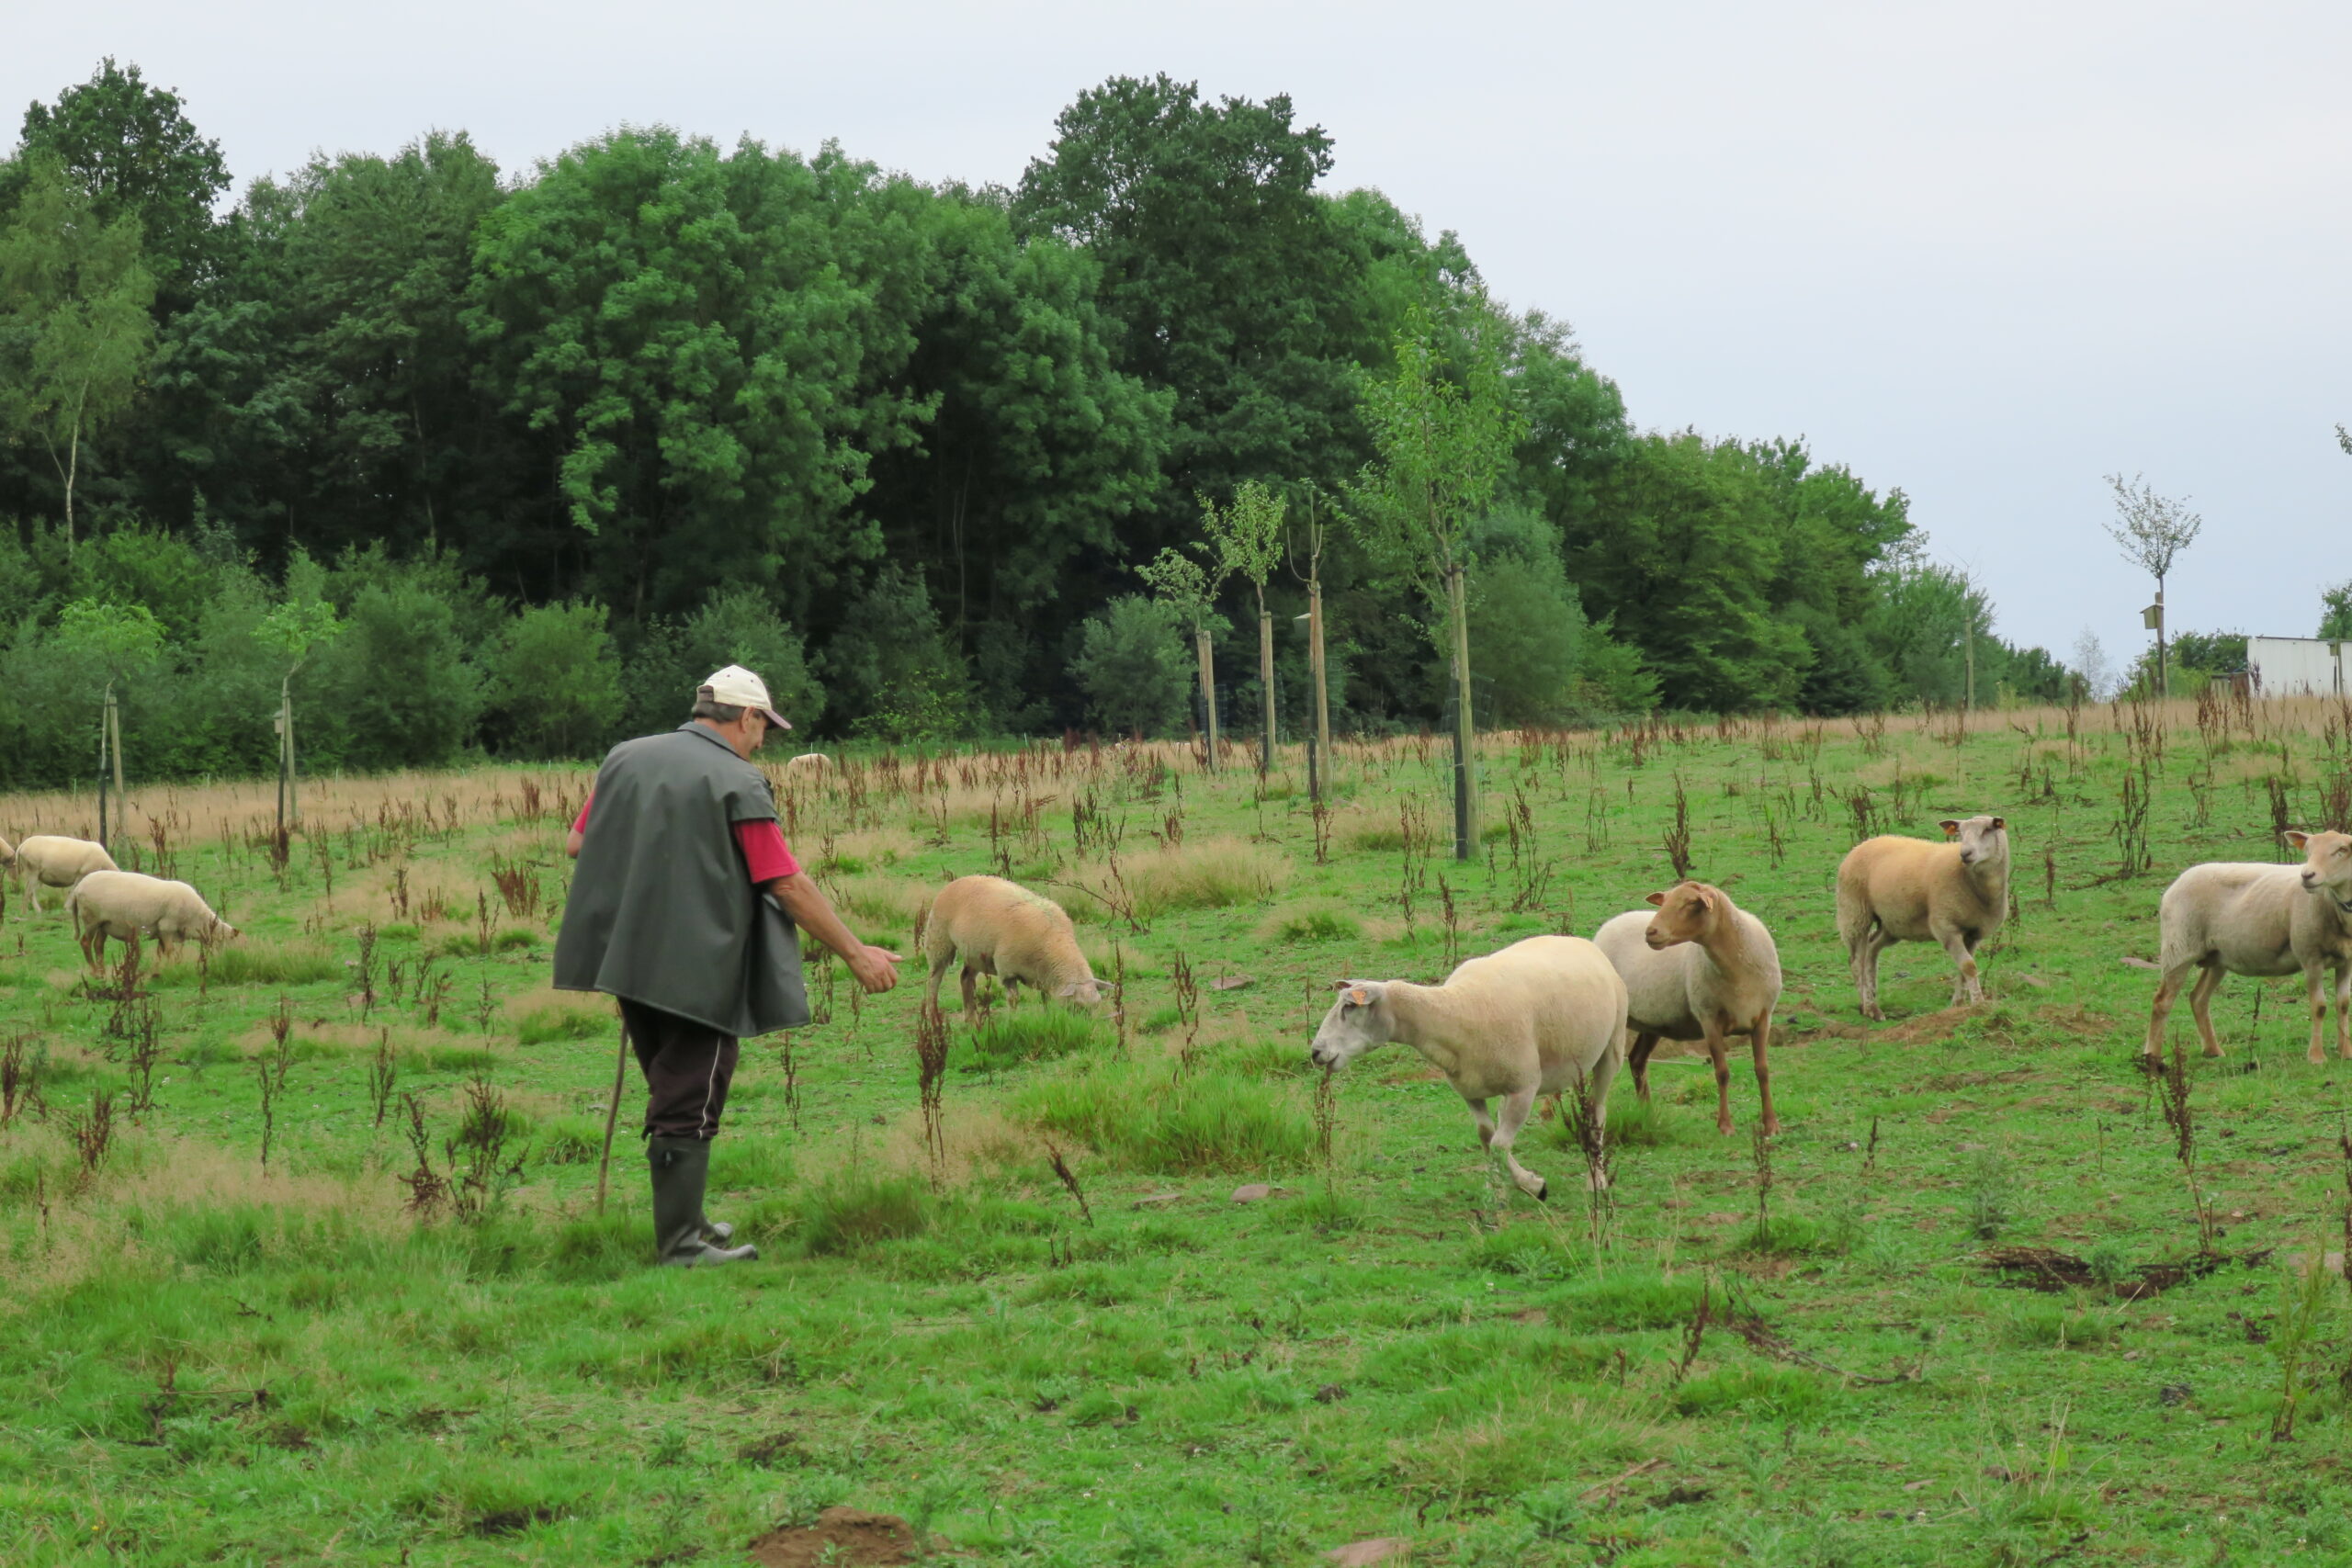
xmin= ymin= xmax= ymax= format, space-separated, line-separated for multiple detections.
xmin=11 ymin=706 xmax=2352 ymax=1563
xmin=959 ymin=1003 xmax=1106 ymax=1070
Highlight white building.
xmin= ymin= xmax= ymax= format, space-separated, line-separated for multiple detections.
xmin=2246 ymin=636 xmax=2347 ymax=696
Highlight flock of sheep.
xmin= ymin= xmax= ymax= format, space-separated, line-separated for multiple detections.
xmin=1 ymin=834 xmax=236 ymax=969
xmin=1 ymin=796 xmax=2347 ymax=1208
xmin=925 ymin=815 xmax=2352 ymax=1201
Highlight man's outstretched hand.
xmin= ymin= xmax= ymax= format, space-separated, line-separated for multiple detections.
xmin=847 ymin=946 xmax=903 ymax=994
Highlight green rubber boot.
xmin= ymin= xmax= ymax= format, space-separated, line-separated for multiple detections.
xmin=647 ymin=1137 xmax=757 ymax=1267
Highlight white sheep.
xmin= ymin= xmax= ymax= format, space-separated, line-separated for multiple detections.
xmin=65 ymin=870 xmax=238 ymax=973
xmin=1308 ymin=935 xmax=1629 ymax=1201
xmin=785 ymin=753 xmax=834 ymax=771
xmin=1594 ymin=880 xmax=1783 ymax=1136
xmin=15 ymin=835 xmax=119 ymax=916
xmin=1836 ymin=815 xmax=2011 ymax=1020
xmin=2146 ymin=829 xmax=2352 ymax=1064
xmin=922 ymin=874 xmax=1107 ymax=1020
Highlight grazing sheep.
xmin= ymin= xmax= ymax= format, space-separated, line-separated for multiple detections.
xmin=65 ymin=870 xmax=238 ymax=973
xmin=1836 ymin=815 xmax=2011 ymax=1020
xmin=15 ymin=835 xmax=118 ymax=915
xmin=1307 ymin=935 xmax=1629 ymax=1201
xmin=922 ymin=874 xmax=1107 ymax=1020
xmin=1595 ymin=880 xmax=1783 ymax=1136
xmin=2146 ymin=829 xmax=2352 ymax=1064
xmin=785 ymin=753 xmax=833 ymax=771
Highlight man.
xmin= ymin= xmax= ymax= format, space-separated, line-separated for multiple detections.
xmin=554 ymin=664 xmax=899 ymax=1266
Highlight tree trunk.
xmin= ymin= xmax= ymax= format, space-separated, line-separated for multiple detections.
xmin=1257 ymin=593 xmax=1275 ymax=778
xmin=2155 ymin=581 xmax=2168 ymax=699
xmin=1308 ymin=576 xmax=1330 ymax=801
xmin=96 ymin=688 xmax=110 ymax=852
xmin=62 ymin=403 xmax=83 ymax=558
xmin=106 ymin=687 xmax=125 ymax=848
xmin=1195 ymin=625 xmax=1219 ymax=772
xmin=1448 ymin=564 xmax=1476 ymax=861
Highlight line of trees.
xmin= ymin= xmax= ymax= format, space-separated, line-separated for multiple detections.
xmin=0 ymin=61 xmax=2076 ymax=788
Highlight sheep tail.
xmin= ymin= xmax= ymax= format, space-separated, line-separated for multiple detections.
xmin=1833 ymin=863 xmax=1875 ymax=954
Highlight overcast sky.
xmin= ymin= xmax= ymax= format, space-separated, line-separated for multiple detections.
xmin=14 ymin=1 xmax=2349 ymax=663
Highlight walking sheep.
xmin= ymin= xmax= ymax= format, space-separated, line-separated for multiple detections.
xmin=1595 ymin=880 xmax=1783 ymax=1136
xmin=1836 ymin=815 xmax=2010 ymax=1020
xmin=2146 ymin=829 xmax=2352 ymax=1064
xmin=15 ymin=835 xmax=118 ymax=916
xmin=1307 ymin=935 xmax=1629 ymax=1201
xmin=65 ymin=870 xmax=238 ymax=974
xmin=922 ymin=874 xmax=1108 ymax=1021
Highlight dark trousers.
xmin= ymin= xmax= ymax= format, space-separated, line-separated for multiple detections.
xmin=619 ymin=998 xmax=740 ymax=1141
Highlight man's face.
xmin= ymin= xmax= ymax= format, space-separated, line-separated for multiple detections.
xmin=740 ymin=711 xmax=769 ymax=757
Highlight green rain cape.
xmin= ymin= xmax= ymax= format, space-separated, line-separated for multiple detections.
xmin=553 ymin=724 xmax=809 ymax=1037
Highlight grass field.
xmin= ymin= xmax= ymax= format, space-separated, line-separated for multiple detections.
xmin=6 ymin=693 xmax=2352 ymax=1566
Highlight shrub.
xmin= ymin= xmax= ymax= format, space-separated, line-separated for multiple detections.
xmin=1113 ymin=837 xmax=1288 ymax=918
xmin=1672 ymin=1364 xmax=1830 ymax=1419
xmin=514 ymin=1004 xmax=608 ymax=1045
xmin=1546 ymin=1270 xmax=1708 ymax=1331
xmin=153 ymin=942 xmax=341 ymax=987
xmin=482 ymin=600 xmax=624 ymax=760
xmin=797 ymin=1170 xmax=932 ymax=1256
xmin=1069 ymin=594 xmax=1191 ymax=738
xmin=1016 ymin=1059 xmax=1314 ymax=1173
xmin=308 ymin=556 xmax=487 ymax=770
xmin=620 ymin=584 xmax=824 ymax=738
xmin=1258 ymin=901 xmax=1361 ymax=943
xmin=964 ymin=1007 xmax=1107 ymax=1071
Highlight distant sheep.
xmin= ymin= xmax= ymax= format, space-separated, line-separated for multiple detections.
xmin=922 ymin=874 xmax=1107 ymax=1021
xmin=1836 ymin=815 xmax=2011 ymax=1020
xmin=1308 ymin=935 xmax=1628 ymax=1201
xmin=2147 ymin=829 xmax=2352 ymax=1064
xmin=65 ymin=870 xmax=237 ymax=973
xmin=15 ymin=835 xmax=118 ymax=915
xmin=784 ymin=753 xmax=833 ymax=771
xmin=1595 ymin=880 xmax=1783 ymax=1136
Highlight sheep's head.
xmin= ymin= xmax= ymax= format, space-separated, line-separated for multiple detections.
xmin=2286 ymin=830 xmax=2352 ymax=909
xmin=1642 ymin=881 xmax=1718 ymax=949
xmin=1057 ymin=977 xmax=1112 ymax=1008
xmin=1310 ymin=981 xmax=1394 ymax=1070
xmin=1939 ymin=815 xmax=2008 ymax=868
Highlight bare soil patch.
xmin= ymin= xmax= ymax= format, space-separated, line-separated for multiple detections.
xmin=747 ymin=1506 xmax=924 ymax=1567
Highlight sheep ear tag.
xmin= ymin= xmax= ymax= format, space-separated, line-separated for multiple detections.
xmin=1939 ymin=820 xmax=1961 ymax=838
xmin=1990 ymin=818 xmax=2006 ymax=831
xmin=1345 ymin=987 xmax=1370 ymax=1007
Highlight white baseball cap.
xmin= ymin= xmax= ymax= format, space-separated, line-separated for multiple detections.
xmin=700 ymin=665 xmax=792 ymax=729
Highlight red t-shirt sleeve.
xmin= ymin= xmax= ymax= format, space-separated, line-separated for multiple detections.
xmin=571 ymin=790 xmax=594 ymax=833
xmin=734 ymin=819 xmax=800 ymax=884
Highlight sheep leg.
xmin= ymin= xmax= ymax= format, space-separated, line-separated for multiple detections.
xmin=1626 ymin=1032 xmax=1660 ymax=1104
xmin=2185 ymin=964 xmax=2226 ymax=1059
xmin=1487 ymin=1088 xmax=1547 ymax=1201
xmin=1933 ymin=922 xmax=1980 ymax=1007
xmin=959 ymin=964 xmax=979 ymax=1022
xmin=1749 ymin=1013 xmax=1780 ymax=1137
xmin=1460 ymin=1094 xmax=1497 ymax=1148
xmin=1002 ymin=977 xmax=1021 ymax=1009
xmin=1702 ymin=1029 xmax=1735 ymax=1136
xmin=1578 ymin=1048 xmax=1621 ymax=1191
xmin=2335 ymin=964 xmax=2351 ymax=1060
xmin=922 ymin=947 xmax=954 ymax=1015
xmin=2308 ymin=964 xmax=2331 ymax=1067
xmin=1854 ymin=925 xmax=1894 ymax=1021
xmin=2145 ymin=959 xmax=2199 ymax=1057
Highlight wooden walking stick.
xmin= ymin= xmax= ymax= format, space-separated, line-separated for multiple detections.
xmin=595 ymin=1012 xmax=630 ymax=1214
